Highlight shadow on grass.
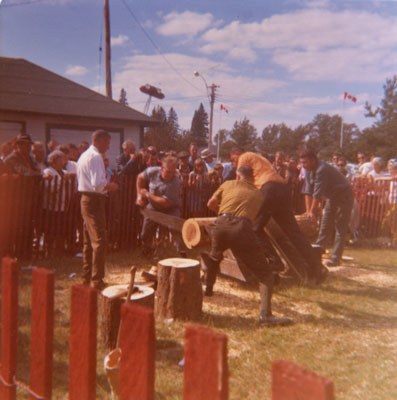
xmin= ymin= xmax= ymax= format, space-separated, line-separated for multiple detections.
xmin=322 ymin=275 xmax=397 ymax=302
xmin=202 ymin=311 xmax=258 ymax=331
xmin=156 ymin=338 xmax=184 ymax=366
xmin=274 ymin=299 xmax=397 ymax=330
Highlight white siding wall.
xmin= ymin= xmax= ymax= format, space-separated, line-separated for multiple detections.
xmin=50 ymin=128 xmax=122 ymax=169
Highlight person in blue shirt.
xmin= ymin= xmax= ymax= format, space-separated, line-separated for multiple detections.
xmin=300 ymin=149 xmax=354 ymax=267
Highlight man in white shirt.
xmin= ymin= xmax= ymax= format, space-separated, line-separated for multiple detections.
xmin=77 ymin=130 xmax=118 ymax=290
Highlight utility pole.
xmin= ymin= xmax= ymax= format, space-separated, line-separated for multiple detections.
xmin=208 ymin=83 xmax=219 ymax=151
xmin=104 ymin=0 xmax=112 ymax=99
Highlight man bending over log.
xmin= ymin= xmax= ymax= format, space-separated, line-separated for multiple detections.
xmin=136 ymin=155 xmax=186 ymax=256
xmin=202 ymin=165 xmax=292 ymax=326
xmin=237 ymin=152 xmax=328 ymax=284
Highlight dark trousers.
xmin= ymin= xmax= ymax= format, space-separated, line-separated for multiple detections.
xmin=254 ymin=181 xmax=320 ymax=276
xmin=208 ymin=215 xmax=273 ymax=287
xmin=81 ymin=194 xmax=107 ymax=284
xmin=141 ymin=215 xmax=186 ymax=253
xmin=316 ymin=189 xmax=354 ymax=262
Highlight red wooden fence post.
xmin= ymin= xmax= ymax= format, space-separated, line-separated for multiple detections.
xmin=69 ymin=285 xmax=97 ymax=400
xmin=119 ymin=303 xmax=156 ymax=400
xmin=272 ymin=360 xmax=335 ymax=400
xmin=29 ymin=268 xmax=54 ymax=400
xmin=0 ymin=257 xmax=19 ymax=400
xmin=183 ymin=325 xmax=229 ymax=400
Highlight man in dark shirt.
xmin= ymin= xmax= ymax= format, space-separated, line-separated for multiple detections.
xmin=300 ymin=150 xmax=354 ymax=267
xmin=5 ymin=133 xmax=41 ymax=176
xmin=116 ymin=140 xmax=136 ymax=174
xmin=202 ymin=165 xmax=292 ymax=326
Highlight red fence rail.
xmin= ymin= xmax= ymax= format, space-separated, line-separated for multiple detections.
xmin=0 ymin=174 xmax=396 ymax=260
xmin=0 ymin=257 xmax=335 ymax=399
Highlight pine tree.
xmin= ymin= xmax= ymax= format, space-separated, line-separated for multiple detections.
xmin=230 ymin=117 xmax=258 ymax=150
xmin=167 ymin=107 xmax=180 ymax=146
xmin=190 ymin=103 xmax=209 ymax=147
xmin=119 ymin=88 xmax=128 ymax=106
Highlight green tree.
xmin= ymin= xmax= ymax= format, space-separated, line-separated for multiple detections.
xmin=230 ymin=117 xmax=258 ymax=150
xmin=362 ymin=76 xmax=397 ymax=160
xmin=144 ymin=106 xmax=169 ymax=149
xmin=304 ymin=114 xmax=360 ymax=160
xmin=119 ymin=88 xmax=128 ymax=106
xmin=214 ymin=129 xmax=230 ymax=159
xmin=260 ymin=123 xmax=305 ymax=155
xmin=167 ymin=107 xmax=180 ymax=145
xmin=190 ymin=103 xmax=209 ymax=147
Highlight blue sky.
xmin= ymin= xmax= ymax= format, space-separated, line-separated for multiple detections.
xmin=1 ymin=0 xmax=397 ymax=137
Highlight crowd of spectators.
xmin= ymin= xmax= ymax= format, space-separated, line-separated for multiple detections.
xmin=1 ymin=133 xmax=396 ymax=244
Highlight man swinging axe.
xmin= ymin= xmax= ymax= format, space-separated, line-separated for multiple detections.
xmin=201 ymin=165 xmax=292 ymax=327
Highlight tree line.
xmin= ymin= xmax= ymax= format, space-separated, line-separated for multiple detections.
xmin=119 ymin=76 xmax=397 ymax=162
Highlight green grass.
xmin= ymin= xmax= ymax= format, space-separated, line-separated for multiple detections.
xmin=3 ymin=246 xmax=397 ymax=399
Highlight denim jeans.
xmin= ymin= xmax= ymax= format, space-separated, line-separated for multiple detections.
xmin=316 ymin=189 xmax=354 ymax=262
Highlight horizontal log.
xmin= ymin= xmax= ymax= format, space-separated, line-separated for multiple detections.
xmin=182 ymin=218 xmax=216 ymax=249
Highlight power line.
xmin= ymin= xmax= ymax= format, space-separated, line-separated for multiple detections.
xmin=120 ymin=0 xmax=202 ymax=93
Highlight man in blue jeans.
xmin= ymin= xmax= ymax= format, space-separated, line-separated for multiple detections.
xmin=300 ymin=150 xmax=354 ymax=267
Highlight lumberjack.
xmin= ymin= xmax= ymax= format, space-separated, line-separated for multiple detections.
xmin=202 ymin=165 xmax=292 ymax=327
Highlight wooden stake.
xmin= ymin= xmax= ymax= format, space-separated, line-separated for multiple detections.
xmin=30 ymin=268 xmax=54 ymax=400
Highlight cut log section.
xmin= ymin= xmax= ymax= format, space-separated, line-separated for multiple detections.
xmin=182 ymin=217 xmax=215 ymax=249
xmin=101 ymin=284 xmax=155 ymax=351
xmin=156 ymin=258 xmax=203 ymax=320
xmin=295 ymin=214 xmax=319 ymax=242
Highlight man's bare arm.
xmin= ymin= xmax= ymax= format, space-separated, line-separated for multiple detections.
xmin=207 ymin=196 xmax=220 ymax=214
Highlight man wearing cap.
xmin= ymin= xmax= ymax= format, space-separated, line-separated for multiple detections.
xmin=201 ymin=148 xmax=217 ymax=171
xmin=201 ymin=165 xmax=292 ymax=326
xmin=116 ymin=140 xmax=137 ymax=174
xmin=5 ymin=133 xmax=41 ymax=176
xmin=77 ymin=130 xmax=118 ymax=290
xmin=177 ymin=150 xmax=192 ymax=182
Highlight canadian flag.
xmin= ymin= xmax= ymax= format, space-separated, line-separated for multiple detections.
xmin=344 ymin=92 xmax=357 ymax=103
xmin=220 ymin=104 xmax=229 ymax=113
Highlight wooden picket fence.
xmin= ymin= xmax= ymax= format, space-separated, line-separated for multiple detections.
xmin=0 ymin=174 xmax=396 ymax=261
xmin=0 ymin=257 xmax=335 ymax=400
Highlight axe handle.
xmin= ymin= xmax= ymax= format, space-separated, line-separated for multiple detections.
xmin=116 ymin=266 xmax=137 ymax=348
xmin=125 ymin=267 xmax=137 ymax=303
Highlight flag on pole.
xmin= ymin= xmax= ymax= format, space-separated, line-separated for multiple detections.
xmin=344 ymin=92 xmax=357 ymax=103
xmin=220 ymin=104 xmax=229 ymax=113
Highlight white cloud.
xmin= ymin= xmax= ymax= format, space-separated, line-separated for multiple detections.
xmin=111 ymin=34 xmax=129 ymax=47
xmin=65 ymin=65 xmax=89 ymax=76
xmin=198 ymin=8 xmax=397 ymax=82
xmin=157 ymin=11 xmax=218 ymax=37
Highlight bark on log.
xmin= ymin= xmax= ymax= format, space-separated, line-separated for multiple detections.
xmin=101 ymin=284 xmax=155 ymax=352
xmin=156 ymin=258 xmax=203 ymax=320
xmin=295 ymin=214 xmax=319 ymax=241
xmin=182 ymin=217 xmax=216 ymax=249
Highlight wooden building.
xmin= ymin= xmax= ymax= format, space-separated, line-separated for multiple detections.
xmin=0 ymin=56 xmax=157 ymax=167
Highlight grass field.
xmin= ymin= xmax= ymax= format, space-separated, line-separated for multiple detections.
xmin=6 ymin=246 xmax=397 ymax=399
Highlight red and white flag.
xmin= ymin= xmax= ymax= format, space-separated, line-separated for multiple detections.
xmin=220 ymin=104 xmax=229 ymax=113
xmin=344 ymin=92 xmax=357 ymax=103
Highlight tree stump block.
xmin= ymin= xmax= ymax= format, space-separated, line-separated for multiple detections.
xmin=101 ymin=284 xmax=155 ymax=352
xmin=156 ymin=258 xmax=202 ymax=320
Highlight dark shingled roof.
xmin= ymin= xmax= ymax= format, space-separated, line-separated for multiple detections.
xmin=0 ymin=56 xmax=156 ymax=126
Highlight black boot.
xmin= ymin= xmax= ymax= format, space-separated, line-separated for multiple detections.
xmin=259 ymin=280 xmax=292 ymax=327
xmin=200 ymin=252 xmax=220 ymax=296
